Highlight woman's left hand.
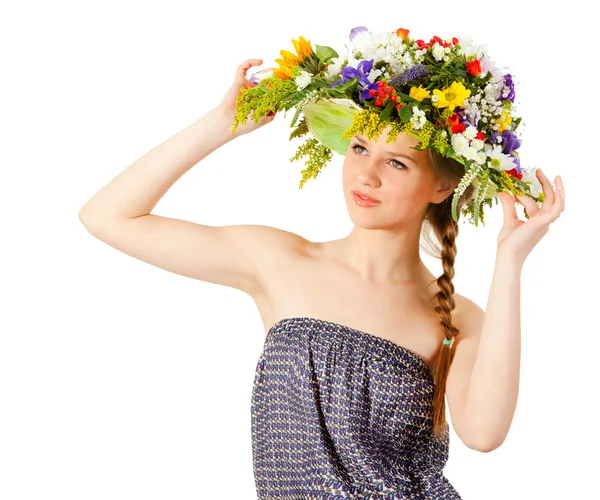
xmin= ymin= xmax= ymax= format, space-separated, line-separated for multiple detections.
xmin=496 ymin=168 xmax=565 ymax=264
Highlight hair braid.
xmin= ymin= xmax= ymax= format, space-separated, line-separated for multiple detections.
xmin=430 ymin=216 xmax=460 ymax=440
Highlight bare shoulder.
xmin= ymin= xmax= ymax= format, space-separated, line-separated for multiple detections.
xmin=452 ymin=293 xmax=485 ymax=342
xmin=239 ymin=224 xmax=311 ymax=289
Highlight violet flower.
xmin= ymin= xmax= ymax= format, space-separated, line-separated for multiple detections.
xmin=389 ymin=64 xmax=428 ymax=87
xmin=499 ymin=74 xmax=515 ymax=102
xmin=491 ymin=129 xmax=521 ymax=153
xmin=491 ymin=129 xmax=522 ymax=173
xmin=349 ymin=26 xmax=369 ymax=41
xmin=329 ymin=59 xmax=378 ymax=103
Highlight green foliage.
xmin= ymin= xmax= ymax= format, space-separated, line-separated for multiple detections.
xmin=289 ymin=137 xmax=333 ymax=189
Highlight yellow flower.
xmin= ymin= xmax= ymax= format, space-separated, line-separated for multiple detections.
xmin=274 ymin=36 xmax=314 ymax=80
xmin=432 ymin=81 xmax=471 ymax=110
xmin=409 ymin=85 xmax=431 ymax=101
xmin=495 ymin=109 xmax=513 ymax=132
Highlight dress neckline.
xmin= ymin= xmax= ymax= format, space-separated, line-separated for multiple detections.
xmin=267 ymin=316 xmax=432 ymax=374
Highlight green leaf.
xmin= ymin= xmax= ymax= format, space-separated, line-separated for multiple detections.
xmin=399 ymin=105 xmax=413 ymax=123
xmin=315 ymin=44 xmax=339 ymax=63
xmin=379 ymin=101 xmax=395 ymax=122
xmin=301 ymin=99 xmax=360 ymax=155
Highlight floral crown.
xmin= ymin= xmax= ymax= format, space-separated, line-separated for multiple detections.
xmin=232 ymin=26 xmax=544 ymax=227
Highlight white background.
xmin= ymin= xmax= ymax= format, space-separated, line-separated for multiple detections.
xmin=1 ymin=0 xmax=597 ymax=498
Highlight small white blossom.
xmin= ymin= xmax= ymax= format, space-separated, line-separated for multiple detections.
xmin=475 ymin=151 xmax=488 ymax=165
xmin=471 ymin=138 xmax=484 ymax=150
xmin=294 ymin=70 xmax=313 ymax=90
xmin=463 ymin=146 xmax=479 ymax=161
xmin=431 ymin=94 xmax=439 ymax=103
xmin=432 ymin=42 xmax=445 ymax=61
xmin=464 ymin=125 xmax=478 ymax=141
xmin=451 ymin=133 xmax=469 ymax=155
xmin=411 ymin=106 xmax=427 ymax=130
xmin=521 ymin=168 xmax=543 ymax=198
xmin=443 ymin=55 xmax=450 ymax=62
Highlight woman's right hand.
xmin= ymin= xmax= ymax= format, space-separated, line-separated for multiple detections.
xmin=216 ymin=58 xmax=276 ymax=137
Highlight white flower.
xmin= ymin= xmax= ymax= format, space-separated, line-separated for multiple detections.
xmin=432 ymin=42 xmax=445 ymax=61
xmin=486 ymin=144 xmax=516 ymax=171
xmin=470 ymin=138 xmax=484 ymax=151
xmin=326 ymin=56 xmax=346 ymax=78
xmin=451 ymin=133 xmax=469 ymax=156
xmin=479 ymin=55 xmax=504 ymax=84
xmin=366 ymin=68 xmax=384 ymax=83
xmin=463 ymin=146 xmax=479 ymax=161
xmin=520 ymin=168 xmax=543 ymax=198
xmin=464 ymin=125 xmax=478 ymax=141
xmin=411 ymin=106 xmax=427 ymax=130
xmin=475 ymin=151 xmax=487 ymax=165
xmin=443 ymin=55 xmax=450 ymax=62
xmin=455 ymin=33 xmax=488 ymax=59
xmin=431 ymin=94 xmax=439 ymax=103
xmin=294 ymin=69 xmax=313 ymax=90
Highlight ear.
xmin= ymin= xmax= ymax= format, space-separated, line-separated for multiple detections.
xmin=431 ymin=179 xmax=454 ymax=204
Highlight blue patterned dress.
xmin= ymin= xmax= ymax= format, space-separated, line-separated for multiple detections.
xmin=251 ymin=316 xmax=461 ymax=500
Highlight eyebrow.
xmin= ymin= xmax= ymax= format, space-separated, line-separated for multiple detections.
xmin=353 ymin=135 xmax=417 ymax=163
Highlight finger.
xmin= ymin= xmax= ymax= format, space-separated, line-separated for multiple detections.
xmin=558 ymin=175 xmax=565 ymax=211
xmin=236 ymin=59 xmax=263 ymax=82
xmin=515 ymin=193 xmax=539 ymax=219
xmin=536 ymin=168 xmax=555 ymax=207
xmin=498 ymin=191 xmax=518 ymax=222
xmin=549 ymin=175 xmax=565 ymax=219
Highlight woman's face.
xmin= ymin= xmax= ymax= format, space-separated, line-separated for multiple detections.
xmin=342 ymin=127 xmax=448 ymax=228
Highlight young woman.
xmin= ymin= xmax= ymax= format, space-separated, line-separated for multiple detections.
xmin=79 ymin=50 xmax=565 ymax=498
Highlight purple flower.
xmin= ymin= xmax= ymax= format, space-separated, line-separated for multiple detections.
xmin=329 ymin=59 xmax=378 ymax=103
xmin=491 ymin=129 xmax=522 ymax=173
xmin=389 ymin=64 xmax=428 ymax=87
xmin=508 ymin=152 xmax=521 ymax=173
xmin=349 ymin=26 xmax=369 ymax=41
xmin=499 ymin=74 xmax=515 ymax=102
xmin=463 ymin=110 xmax=480 ymax=127
xmin=491 ymin=129 xmax=521 ymax=153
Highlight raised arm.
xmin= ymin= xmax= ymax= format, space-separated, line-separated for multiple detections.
xmin=77 ymin=59 xmax=296 ymax=296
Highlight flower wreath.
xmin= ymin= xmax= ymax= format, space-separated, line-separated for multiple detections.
xmin=232 ymin=26 xmax=544 ymax=226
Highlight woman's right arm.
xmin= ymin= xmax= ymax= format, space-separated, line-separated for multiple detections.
xmin=78 ymin=60 xmax=301 ymax=297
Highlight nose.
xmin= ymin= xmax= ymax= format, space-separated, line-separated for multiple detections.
xmin=357 ymin=156 xmax=382 ymax=187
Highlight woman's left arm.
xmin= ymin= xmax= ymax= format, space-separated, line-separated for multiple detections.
xmin=460 ymin=169 xmax=565 ymax=450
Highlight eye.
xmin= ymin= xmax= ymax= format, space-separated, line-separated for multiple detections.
xmin=350 ymin=143 xmax=407 ymax=170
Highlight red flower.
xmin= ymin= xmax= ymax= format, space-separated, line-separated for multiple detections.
xmin=452 ymin=37 xmax=459 ymax=45
xmin=466 ymin=60 xmax=482 ymax=77
xmin=506 ymin=168 xmax=523 ymax=180
xmin=475 ymin=131 xmax=485 ymax=141
xmin=452 ymin=123 xmax=465 ymax=134
xmin=447 ymin=113 xmax=460 ymax=126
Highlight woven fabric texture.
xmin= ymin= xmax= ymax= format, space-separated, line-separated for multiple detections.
xmin=251 ymin=316 xmax=461 ymax=499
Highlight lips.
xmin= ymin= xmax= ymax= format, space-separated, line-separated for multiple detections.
xmin=352 ymin=190 xmax=381 ymax=203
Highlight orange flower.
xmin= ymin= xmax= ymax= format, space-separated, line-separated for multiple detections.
xmin=396 ymin=28 xmax=410 ymax=39
xmin=273 ymin=36 xmax=314 ymax=80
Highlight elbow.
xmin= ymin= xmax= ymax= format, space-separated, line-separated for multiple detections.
xmin=78 ymin=208 xmax=103 ymax=234
xmin=464 ymin=434 xmax=505 ymax=453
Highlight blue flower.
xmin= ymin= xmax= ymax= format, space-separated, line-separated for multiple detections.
xmin=499 ymin=74 xmax=515 ymax=102
xmin=329 ymin=59 xmax=378 ymax=103
xmin=349 ymin=26 xmax=369 ymax=41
